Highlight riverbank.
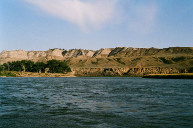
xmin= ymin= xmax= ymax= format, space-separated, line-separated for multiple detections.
xmin=143 ymin=73 xmax=193 ymax=79
xmin=0 ymin=71 xmax=76 ymax=77
xmin=1 ymin=71 xmax=193 ymax=79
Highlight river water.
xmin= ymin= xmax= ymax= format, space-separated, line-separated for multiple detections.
xmin=0 ymin=77 xmax=193 ymax=128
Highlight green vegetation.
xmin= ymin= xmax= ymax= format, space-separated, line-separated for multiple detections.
xmin=172 ymin=57 xmax=186 ymax=62
xmin=188 ymin=67 xmax=193 ymax=73
xmin=0 ymin=60 xmax=71 ymax=74
xmin=0 ymin=60 xmax=35 ymax=72
xmin=0 ymin=71 xmax=16 ymax=77
xmin=158 ymin=57 xmax=173 ymax=64
xmin=62 ymin=50 xmax=68 ymax=56
xmin=32 ymin=62 xmax=46 ymax=73
xmin=46 ymin=59 xmax=71 ymax=73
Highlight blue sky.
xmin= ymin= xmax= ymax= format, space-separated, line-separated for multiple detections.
xmin=0 ymin=0 xmax=193 ymax=51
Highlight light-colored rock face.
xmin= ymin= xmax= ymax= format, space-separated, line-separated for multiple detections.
xmin=0 ymin=50 xmax=28 ymax=59
xmin=0 ymin=47 xmax=193 ymax=65
xmin=63 ymin=49 xmax=94 ymax=58
xmin=63 ymin=49 xmax=82 ymax=58
xmin=27 ymin=51 xmax=47 ymax=59
xmin=85 ymin=51 xmax=94 ymax=57
xmin=48 ymin=49 xmax=63 ymax=57
xmin=101 ymin=48 xmax=111 ymax=55
xmin=93 ymin=48 xmax=113 ymax=57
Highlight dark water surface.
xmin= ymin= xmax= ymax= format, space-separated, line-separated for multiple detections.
xmin=0 ymin=77 xmax=193 ymax=128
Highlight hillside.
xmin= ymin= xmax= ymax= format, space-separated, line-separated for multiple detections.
xmin=0 ymin=47 xmax=193 ymax=76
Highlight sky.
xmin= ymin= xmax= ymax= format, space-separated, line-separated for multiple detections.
xmin=0 ymin=0 xmax=193 ymax=51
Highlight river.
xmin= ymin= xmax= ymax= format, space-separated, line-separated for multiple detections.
xmin=0 ymin=77 xmax=193 ymax=128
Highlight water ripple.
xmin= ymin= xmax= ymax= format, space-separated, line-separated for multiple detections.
xmin=0 ymin=77 xmax=193 ymax=128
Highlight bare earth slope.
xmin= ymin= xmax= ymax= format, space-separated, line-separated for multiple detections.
xmin=0 ymin=47 xmax=193 ymax=76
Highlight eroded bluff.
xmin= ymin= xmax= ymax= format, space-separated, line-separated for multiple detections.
xmin=0 ymin=47 xmax=193 ymax=76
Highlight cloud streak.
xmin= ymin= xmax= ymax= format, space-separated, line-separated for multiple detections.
xmin=25 ymin=0 xmax=117 ymax=30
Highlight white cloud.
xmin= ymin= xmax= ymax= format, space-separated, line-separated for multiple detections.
xmin=25 ymin=0 xmax=117 ymax=30
xmin=24 ymin=0 xmax=158 ymax=33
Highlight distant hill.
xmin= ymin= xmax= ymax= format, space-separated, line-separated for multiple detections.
xmin=1 ymin=47 xmax=193 ymax=76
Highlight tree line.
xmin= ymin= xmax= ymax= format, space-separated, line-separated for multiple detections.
xmin=0 ymin=60 xmax=71 ymax=73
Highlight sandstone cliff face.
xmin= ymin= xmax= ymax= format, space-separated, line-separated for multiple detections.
xmin=72 ymin=67 xmax=186 ymax=76
xmin=0 ymin=47 xmax=193 ymax=76
xmin=1 ymin=47 xmax=193 ymax=64
xmin=93 ymin=48 xmax=112 ymax=57
xmin=108 ymin=47 xmax=193 ymax=57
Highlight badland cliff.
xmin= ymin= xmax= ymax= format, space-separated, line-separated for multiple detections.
xmin=1 ymin=47 xmax=193 ymax=76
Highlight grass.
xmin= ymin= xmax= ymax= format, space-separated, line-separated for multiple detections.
xmin=143 ymin=73 xmax=193 ymax=79
xmin=0 ymin=71 xmax=16 ymax=77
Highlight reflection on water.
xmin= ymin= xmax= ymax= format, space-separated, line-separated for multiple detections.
xmin=0 ymin=77 xmax=193 ymax=128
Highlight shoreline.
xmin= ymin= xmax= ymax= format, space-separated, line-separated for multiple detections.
xmin=1 ymin=71 xmax=193 ymax=79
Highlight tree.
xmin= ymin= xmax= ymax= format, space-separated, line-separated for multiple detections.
xmin=0 ymin=65 xmax=4 ymax=71
xmin=46 ymin=60 xmax=71 ymax=73
xmin=2 ymin=63 xmax=8 ymax=71
xmin=0 ymin=59 xmax=71 ymax=74
xmin=21 ymin=60 xmax=34 ymax=72
xmin=9 ymin=61 xmax=23 ymax=71
xmin=32 ymin=62 xmax=46 ymax=73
